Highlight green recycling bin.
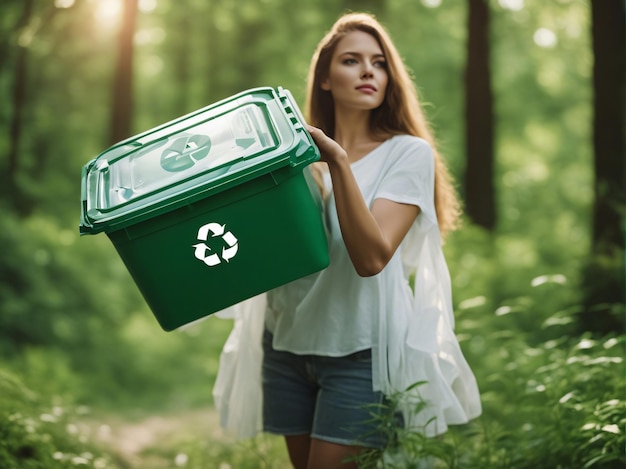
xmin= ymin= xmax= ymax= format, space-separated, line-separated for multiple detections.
xmin=80 ymin=87 xmax=329 ymax=331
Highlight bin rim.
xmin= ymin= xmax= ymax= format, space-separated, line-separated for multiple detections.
xmin=80 ymin=86 xmax=319 ymax=235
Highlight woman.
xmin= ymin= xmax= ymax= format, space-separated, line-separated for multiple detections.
xmin=214 ymin=12 xmax=481 ymax=469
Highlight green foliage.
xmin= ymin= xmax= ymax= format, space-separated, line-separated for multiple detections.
xmin=0 ymin=0 xmax=622 ymax=467
xmin=137 ymin=433 xmax=290 ymax=469
xmin=0 ymin=368 xmax=120 ymax=469
xmin=463 ymin=333 xmax=625 ymax=469
xmin=348 ymin=330 xmax=625 ymax=468
xmin=0 ymin=209 xmax=143 ymax=355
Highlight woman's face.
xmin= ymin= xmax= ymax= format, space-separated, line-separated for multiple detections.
xmin=321 ymin=30 xmax=388 ymax=112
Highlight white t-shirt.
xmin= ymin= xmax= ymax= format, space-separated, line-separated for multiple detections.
xmin=213 ymin=134 xmax=482 ymax=439
xmin=265 ymin=135 xmax=430 ymax=356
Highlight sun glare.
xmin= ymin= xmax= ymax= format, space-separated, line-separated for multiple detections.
xmin=93 ymin=0 xmax=123 ymax=29
xmin=534 ymin=28 xmax=558 ymax=48
xmin=498 ymin=0 xmax=524 ymax=11
xmin=55 ymin=0 xmax=76 ymax=8
xmin=139 ymin=0 xmax=157 ymax=13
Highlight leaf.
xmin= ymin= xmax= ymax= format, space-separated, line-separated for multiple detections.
xmin=583 ymin=453 xmax=623 ymax=468
xmin=542 ymin=315 xmax=575 ymax=328
xmin=404 ymin=381 xmax=429 ymax=392
xmin=559 ymin=392 xmax=575 ymax=404
xmin=495 ymin=306 xmax=513 ymax=316
xmin=576 ymin=338 xmax=596 ymax=350
xmin=583 ymin=356 xmax=623 ymax=366
xmin=530 ymin=274 xmax=567 ymax=287
xmin=601 ymin=424 xmax=620 ymax=434
xmin=581 ymin=423 xmax=597 ymax=431
xmin=458 ymin=296 xmax=487 ymax=310
xmin=603 ymin=338 xmax=620 ymax=349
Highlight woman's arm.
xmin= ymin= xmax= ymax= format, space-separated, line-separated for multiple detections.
xmin=307 ymin=126 xmax=420 ymax=277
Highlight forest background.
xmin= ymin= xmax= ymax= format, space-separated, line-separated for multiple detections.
xmin=0 ymin=0 xmax=624 ymax=468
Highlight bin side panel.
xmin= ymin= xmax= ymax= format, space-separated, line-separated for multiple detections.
xmin=107 ymin=171 xmax=328 ymax=331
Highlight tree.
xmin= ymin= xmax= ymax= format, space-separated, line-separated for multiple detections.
xmin=4 ymin=0 xmax=33 ymax=210
xmin=109 ymin=0 xmax=138 ymax=145
xmin=580 ymin=0 xmax=625 ymax=333
xmin=463 ymin=0 xmax=495 ymax=231
xmin=168 ymin=0 xmax=192 ymax=115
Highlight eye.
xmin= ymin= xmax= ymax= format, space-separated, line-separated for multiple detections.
xmin=374 ymin=60 xmax=387 ymax=69
xmin=342 ymin=58 xmax=358 ymax=65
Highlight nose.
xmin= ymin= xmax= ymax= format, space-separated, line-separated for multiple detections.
xmin=361 ymin=61 xmax=374 ymax=78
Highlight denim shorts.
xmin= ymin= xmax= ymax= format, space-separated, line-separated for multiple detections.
xmin=262 ymin=330 xmax=392 ymax=448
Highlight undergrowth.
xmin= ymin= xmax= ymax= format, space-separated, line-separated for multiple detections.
xmin=1 ymin=276 xmax=623 ymax=468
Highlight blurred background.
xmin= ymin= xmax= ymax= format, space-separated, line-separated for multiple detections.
xmin=0 ymin=0 xmax=624 ymax=468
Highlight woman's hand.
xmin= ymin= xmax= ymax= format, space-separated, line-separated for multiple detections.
xmin=306 ymin=125 xmax=347 ymax=167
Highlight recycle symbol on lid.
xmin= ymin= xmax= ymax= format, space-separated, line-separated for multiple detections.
xmin=161 ymin=133 xmax=211 ymax=173
xmin=192 ymin=222 xmax=239 ymax=267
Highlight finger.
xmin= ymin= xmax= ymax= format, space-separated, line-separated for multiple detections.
xmin=305 ymin=124 xmax=319 ymax=134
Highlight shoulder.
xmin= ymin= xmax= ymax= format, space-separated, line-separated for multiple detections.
xmin=387 ymin=134 xmax=431 ymax=150
xmin=385 ymin=135 xmax=435 ymax=169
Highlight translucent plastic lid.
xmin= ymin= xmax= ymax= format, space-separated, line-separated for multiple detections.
xmin=97 ymin=103 xmax=276 ymax=210
xmin=80 ymin=87 xmax=319 ymax=234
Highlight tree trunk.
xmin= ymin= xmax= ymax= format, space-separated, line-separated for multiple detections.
xmin=580 ymin=0 xmax=626 ymax=334
xmin=463 ymin=0 xmax=495 ymax=230
xmin=204 ymin=0 xmax=218 ymax=103
xmin=171 ymin=0 xmax=191 ymax=115
xmin=5 ymin=0 xmax=34 ymax=198
xmin=108 ymin=0 xmax=138 ymax=146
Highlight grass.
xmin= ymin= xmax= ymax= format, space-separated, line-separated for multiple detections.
xmin=349 ymin=333 xmax=625 ymax=468
xmin=2 ymin=316 xmax=622 ymax=468
xmin=0 ymin=225 xmax=623 ymax=468
xmin=0 ymin=368 xmax=120 ymax=469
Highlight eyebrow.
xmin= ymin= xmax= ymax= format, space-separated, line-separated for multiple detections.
xmin=338 ymin=51 xmax=386 ymax=59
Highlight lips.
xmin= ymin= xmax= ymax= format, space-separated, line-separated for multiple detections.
xmin=356 ymin=84 xmax=377 ymax=92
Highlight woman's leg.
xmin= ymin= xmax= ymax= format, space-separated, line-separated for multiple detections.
xmin=263 ymin=331 xmax=318 ymax=468
xmin=305 ymin=350 xmax=389 ymax=468
xmin=285 ymin=434 xmax=312 ymax=469
xmin=307 ymin=438 xmax=361 ymax=469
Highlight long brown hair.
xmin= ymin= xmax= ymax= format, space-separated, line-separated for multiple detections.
xmin=305 ymin=12 xmax=461 ymax=237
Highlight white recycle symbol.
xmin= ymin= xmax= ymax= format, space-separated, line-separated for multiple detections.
xmin=192 ymin=222 xmax=239 ymax=267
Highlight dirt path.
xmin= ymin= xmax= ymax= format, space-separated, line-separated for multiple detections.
xmin=86 ymin=407 xmax=231 ymax=468
xmin=81 ymin=405 xmax=291 ymax=468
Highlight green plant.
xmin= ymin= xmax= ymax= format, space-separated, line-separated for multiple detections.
xmin=0 ymin=368 xmax=121 ymax=469
xmin=349 ymin=290 xmax=625 ymax=468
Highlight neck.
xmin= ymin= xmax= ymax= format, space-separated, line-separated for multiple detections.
xmin=333 ymin=108 xmax=385 ymax=163
xmin=333 ymin=108 xmax=372 ymax=148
